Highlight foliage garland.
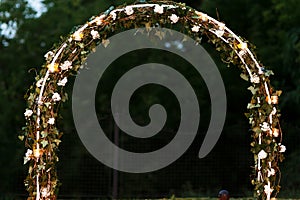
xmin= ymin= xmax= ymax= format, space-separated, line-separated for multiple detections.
xmin=21 ymin=1 xmax=285 ymax=199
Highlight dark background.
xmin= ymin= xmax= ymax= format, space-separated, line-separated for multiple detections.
xmin=1 ymin=0 xmax=300 ymax=199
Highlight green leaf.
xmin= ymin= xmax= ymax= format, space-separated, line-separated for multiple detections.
xmin=264 ymin=70 xmax=274 ymax=77
xmin=41 ymin=131 xmax=48 ymax=138
xmin=53 ymin=139 xmax=61 ymax=146
xmin=248 ymin=86 xmax=259 ymax=95
xmin=44 ymin=102 xmax=51 ymax=108
xmin=78 ymin=43 xmax=85 ymax=48
xmin=23 ymin=157 xmax=30 ymax=165
xmin=247 ymin=103 xmax=260 ymax=109
xmin=252 ymin=126 xmax=261 ymax=133
xmin=240 ymin=73 xmax=249 ymax=81
xmin=41 ymin=140 xmax=48 ymax=148
xmin=38 ymin=164 xmax=45 ymax=171
xmin=18 ymin=135 xmax=24 ymax=141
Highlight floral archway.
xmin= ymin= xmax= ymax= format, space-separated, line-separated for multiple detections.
xmin=21 ymin=1 xmax=285 ymax=199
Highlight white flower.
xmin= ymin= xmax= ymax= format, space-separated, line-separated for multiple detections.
xmin=24 ymin=149 xmax=33 ymax=164
xmin=169 ymin=14 xmax=179 ymax=24
xmin=110 ymin=12 xmax=117 ymax=20
xmin=25 ymin=149 xmax=33 ymax=158
xmin=264 ymin=184 xmax=273 ymax=195
xmin=271 ymin=95 xmax=279 ymax=104
xmin=52 ymin=93 xmax=61 ymax=102
xmin=260 ymin=122 xmax=270 ymax=132
xmin=94 ymin=16 xmax=103 ymax=25
xmin=73 ymin=31 xmax=83 ymax=41
xmin=279 ymin=144 xmax=286 ymax=153
xmin=251 ymin=75 xmax=260 ymax=83
xmin=57 ymin=77 xmax=68 ymax=86
xmin=238 ymin=49 xmax=247 ymax=57
xmin=258 ymin=150 xmax=268 ymax=159
xmin=154 ymin=5 xmax=164 ymax=14
xmin=36 ymin=78 xmax=44 ymax=88
xmin=60 ymin=61 xmax=72 ymax=70
xmin=196 ymin=11 xmax=208 ymax=21
xmin=192 ymin=25 xmax=200 ymax=33
xmin=218 ymin=23 xmax=226 ymax=30
xmin=47 ymin=118 xmax=55 ymax=125
xmin=90 ymin=30 xmax=100 ymax=40
xmin=267 ymin=168 xmax=276 ymax=177
xmin=24 ymin=109 xmax=33 ymax=118
xmin=215 ymin=30 xmax=225 ymax=37
xmin=41 ymin=187 xmax=50 ymax=198
xmin=44 ymin=51 xmax=54 ymax=60
xmin=125 ymin=6 xmax=134 ymax=15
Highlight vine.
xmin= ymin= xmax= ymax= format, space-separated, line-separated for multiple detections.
xmin=21 ymin=1 xmax=285 ymax=199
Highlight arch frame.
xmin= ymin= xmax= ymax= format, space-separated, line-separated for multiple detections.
xmin=21 ymin=1 xmax=285 ymax=199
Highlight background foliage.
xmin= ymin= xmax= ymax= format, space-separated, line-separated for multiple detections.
xmin=0 ymin=0 xmax=299 ymax=198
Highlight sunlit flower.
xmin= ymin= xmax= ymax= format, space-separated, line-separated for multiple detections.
xmin=267 ymin=168 xmax=276 ymax=177
xmin=237 ymin=42 xmax=248 ymax=50
xmin=260 ymin=122 xmax=270 ymax=132
xmin=47 ymin=118 xmax=55 ymax=125
xmin=264 ymin=184 xmax=273 ymax=195
xmin=258 ymin=150 xmax=268 ymax=159
xmin=52 ymin=93 xmax=61 ymax=102
xmin=250 ymin=75 xmax=260 ymax=83
xmin=192 ymin=25 xmax=200 ymax=33
xmin=169 ymin=14 xmax=179 ymax=24
xmin=272 ymin=128 xmax=280 ymax=137
xmin=36 ymin=78 xmax=44 ymax=88
xmin=215 ymin=30 xmax=225 ymax=37
xmin=91 ymin=30 xmax=100 ymax=40
xmin=279 ymin=144 xmax=286 ymax=153
xmin=33 ymin=148 xmax=41 ymax=158
xmin=57 ymin=77 xmax=68 ymax=86
xmin=73 ymin=31 xmax=83 ymax=41
xmin=125 ymin=6 xmax=134 ymax=15
xmin=47 ymin=63 xmax=59 ymax=73
xmin=271 ymin=95 xmax=279 ymax=104
xmin=154 ymin=5 xmax=164 ymax=14
xmin=60 ymin=61 xmax=72 ymax=70
xmin=24 ymin=109 xmax=33 ymax=118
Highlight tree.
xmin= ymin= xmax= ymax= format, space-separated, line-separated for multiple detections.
xmin=0 ymin=0 xmax=299 ymax=198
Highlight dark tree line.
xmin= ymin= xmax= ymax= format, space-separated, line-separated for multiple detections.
xmin=0 ymin=0 xmax=299 ymax=198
